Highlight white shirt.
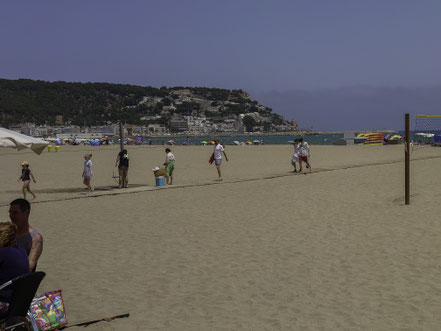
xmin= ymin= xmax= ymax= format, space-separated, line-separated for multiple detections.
xmin=299 ymin=142 xmax=309 ymax=157
xmin=165 ymin=152 xmax=175 ymax=163
xmin=294 ymin=143 xmax=300 ymax=157
xmin=213 ymin=144 xmax=224 ymax=160
xmin=84 ymin=160 xmax=93 ymax=176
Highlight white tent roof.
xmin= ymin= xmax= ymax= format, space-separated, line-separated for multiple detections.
xmin=0 ymin=127 xmax=49 ymax=155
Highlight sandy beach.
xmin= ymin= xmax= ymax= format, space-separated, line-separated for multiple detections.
xmin=1 ymin=143 xmax=441 ymax=330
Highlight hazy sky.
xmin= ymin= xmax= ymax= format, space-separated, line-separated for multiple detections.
xmin=2 ymin=1 xmax=441 ymax=129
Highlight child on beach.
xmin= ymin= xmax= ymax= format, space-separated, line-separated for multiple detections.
xmin=82 ymin=154 xmax=93 ymax=192
xmin=115 ymin=149 xmax=129 ymax=188
xmin=164 ymin=148 xmax=175 ymax=185
xmin=18 ymin=161 xmax=36 ymax=200
xmin=291 ymin=138 xmax=300 ymax=173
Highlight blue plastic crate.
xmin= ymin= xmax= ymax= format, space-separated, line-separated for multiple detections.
xmin=155 ymin=176 xmax=165 ymax=187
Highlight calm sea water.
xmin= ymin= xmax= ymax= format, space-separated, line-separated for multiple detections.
xmin=142 ymin=133 xmax=345 ymax=145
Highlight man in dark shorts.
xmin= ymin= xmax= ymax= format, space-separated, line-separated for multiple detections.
xmin=9 ymin=198 xmax=43 ymax=271
xmin=115 ymin=149 xmax=129 ymax=188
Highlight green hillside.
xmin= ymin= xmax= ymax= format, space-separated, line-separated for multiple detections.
xmin=0 ymin=78 xmax=284 ymax=129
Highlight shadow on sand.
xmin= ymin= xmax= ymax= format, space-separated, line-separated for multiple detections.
xmin=5 ymin=183 xmax=147 ymax=194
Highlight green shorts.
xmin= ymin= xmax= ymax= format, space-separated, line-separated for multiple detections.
xmin=166 ymin=162 xmax=174 ymax=176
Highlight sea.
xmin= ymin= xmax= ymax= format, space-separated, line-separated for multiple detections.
xmin=141 ymin=133 xmax=347 ymax=146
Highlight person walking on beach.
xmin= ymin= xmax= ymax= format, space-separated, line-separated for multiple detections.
xmin=298 ymin=138 xmax=311 ymax=173
xmin=211 ymin=139 xmax=228 ymax=181
xmin=9 ymin=198 xmax=43 ymax=272
xmin=291 ymin=139 xmax=300 ymax=173
xmin=164 ymin=148 xmax=175 ymax=185
xmin=115 ymin=149 xmax=129 ymax=188
xmin=18 ymin=161 xmax=36 ymax=200
xmin=82 ymin=154 xmax=93 ymax=191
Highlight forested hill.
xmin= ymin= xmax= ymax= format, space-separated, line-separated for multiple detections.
xmin=0 ymin=78 xmax=283 ymax=127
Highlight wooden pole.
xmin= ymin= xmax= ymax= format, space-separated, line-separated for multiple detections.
xmin=405 ymin=113 xmax=410 ymax=205
xmin=119 ymin=121 xmax=124 ymax=152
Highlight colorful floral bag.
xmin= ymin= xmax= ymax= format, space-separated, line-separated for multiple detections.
xmin=30 ymin=290 xmax=68 ymax=331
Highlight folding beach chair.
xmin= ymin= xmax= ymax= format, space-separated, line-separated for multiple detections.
xmin=112 ymin=170 xmax=128 ymax=187
xmin=0 ymin=271 xmax=46 ymax=330
xmin=112 ymin=170 xmax=119 ymax=185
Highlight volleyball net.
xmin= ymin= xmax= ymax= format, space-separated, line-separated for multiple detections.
xmin=413 ymin=115 xmax=441 ymax=148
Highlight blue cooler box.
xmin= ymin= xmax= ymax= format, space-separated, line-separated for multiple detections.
xmin=155 ymin=176 xmax=165 ymax=187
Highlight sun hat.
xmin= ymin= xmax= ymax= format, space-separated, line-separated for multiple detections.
xmin=21 ymin=161 xmax=29 ymax=166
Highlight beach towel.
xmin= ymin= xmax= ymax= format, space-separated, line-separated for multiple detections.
xmin=30 ymin=290 xmax=68 ymax=330
xmin=209 ymin=153 xmax=215 ymax=164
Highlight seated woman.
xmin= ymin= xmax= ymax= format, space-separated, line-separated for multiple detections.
xmin=0 ymin=222 xmax=29 ymax=317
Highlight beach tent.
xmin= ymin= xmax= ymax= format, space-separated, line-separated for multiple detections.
xmin=0 ymin=127 xmax=49 ymax=155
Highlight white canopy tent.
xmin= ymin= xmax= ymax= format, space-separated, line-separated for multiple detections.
xmin=0 ymin=127 xmax=49 ymax=155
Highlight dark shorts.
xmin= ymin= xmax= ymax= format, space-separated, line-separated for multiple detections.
xmin=299 ymin=156 xmax=308 ymax=163
xmin=118 ymin=166 xmax=129 ymax=171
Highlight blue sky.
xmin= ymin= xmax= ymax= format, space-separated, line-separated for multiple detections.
xmin=2 ymin=0 xmax=441 ymax=129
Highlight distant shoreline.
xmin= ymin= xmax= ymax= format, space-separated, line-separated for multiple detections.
xmin=148 ymin=129 xmax=398 ymax=139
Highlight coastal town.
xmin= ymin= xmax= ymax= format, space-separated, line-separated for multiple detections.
xmin=1 ymin=80 xmax=299 ymax=140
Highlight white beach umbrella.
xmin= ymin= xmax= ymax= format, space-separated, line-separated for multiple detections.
xmin=0 ymin=127 xmax=49 ymax=155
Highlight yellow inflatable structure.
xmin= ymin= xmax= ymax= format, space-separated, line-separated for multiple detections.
xmin=364 ymin=133 xmax=384 ymax=145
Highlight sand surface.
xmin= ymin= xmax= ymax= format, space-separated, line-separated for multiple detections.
xmin=1 ymin=143 xmax=441 ymax=330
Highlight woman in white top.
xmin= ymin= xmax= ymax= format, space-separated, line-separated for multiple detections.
xmin=212 ymin=139 xmax=228 ymax=181
xmin=164 ymin=148 xmax=175 ymax=185
xmin=82 ymin=154 xmax=93 ymax=191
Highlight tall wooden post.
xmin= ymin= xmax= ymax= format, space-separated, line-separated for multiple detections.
xmin=405 ymin=113 xmax=410 ymax=205
xmin=119 ymin=121 xmax=124 ymax=152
